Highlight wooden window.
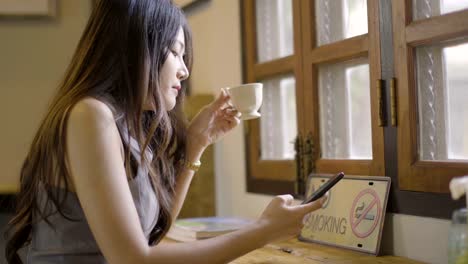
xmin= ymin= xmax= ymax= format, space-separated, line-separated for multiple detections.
xmin=242 ymin=0 xmax=468 ymax=215
xmin=302 ymin=0 xmax=384 ymax=177
xmin=393 ymin=0 xmax=468 ymax=193
xmin=243 ymin=0 xmax=385 ymax=195
xmin=243 ymin=0 xmax=304 ymax=194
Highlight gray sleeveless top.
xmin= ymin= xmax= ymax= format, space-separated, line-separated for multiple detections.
xmin=27 ymin=130 xmax=159 ymax=264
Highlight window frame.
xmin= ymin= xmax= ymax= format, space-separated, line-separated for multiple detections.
xmin=242 ymin=0 xmax=305 ymax=195
xmin=301 ymin=0 xmax=385 ymax=177
xmin=392 ymin=1 xmax=468 ymax=193
xmin=242 ymin=0 xmax=468 ymax=219
xmin=242 ymin=0 xmax=385 ymax=196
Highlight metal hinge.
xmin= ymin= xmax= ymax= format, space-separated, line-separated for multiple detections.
xmin=390 ymin=78 xmax=397 ymax=127
xmin=377 ymin=79 xmax=386 ymax=127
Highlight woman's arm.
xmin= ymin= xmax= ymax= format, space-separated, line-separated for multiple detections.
xmin=169 ymin=141 xmax=204 ymax=220
xmin=67 ymin=99 xmax=149 ymax=264
xmin=66 ymin=98 xmax=323 ymax=264
xmin=170 ymin=90 xmax=237 ymax=219
xmin=154 ymin=193 xmax=322 ymax=264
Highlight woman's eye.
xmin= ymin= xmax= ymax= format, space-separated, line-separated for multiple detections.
xmin=171 ymin=50 xmax=178 ymax=57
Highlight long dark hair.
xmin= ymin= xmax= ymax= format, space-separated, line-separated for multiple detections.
xmin=5 ymin=0 xmax=193 ymax=262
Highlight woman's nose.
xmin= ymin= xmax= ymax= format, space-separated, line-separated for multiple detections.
xmin=177 ymin=62 xmax=189 ymax=81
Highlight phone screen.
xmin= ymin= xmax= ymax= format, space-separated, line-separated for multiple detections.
xmin=301 ymin=172 xmax=344 ymax=205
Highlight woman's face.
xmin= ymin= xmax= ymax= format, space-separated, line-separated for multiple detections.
xmin=159 ymin=27 xmax=189 ymax=111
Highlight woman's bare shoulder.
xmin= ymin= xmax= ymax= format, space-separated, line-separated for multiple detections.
xmin=67 ymin=97 xmax=124 ymax=155
xmin=68 ymin=97 xmax=115 ymax=127
xmin=68 ymin=97 xmax=124 ymax=157
xmin=65 ymin=98 xmax=124 ymax=191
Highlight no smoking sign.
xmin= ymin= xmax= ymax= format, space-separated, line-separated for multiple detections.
xmin=350 ymin=188 xmax=382 ymax=238
xmin=300 ymin=175 xmax=391 ymax=255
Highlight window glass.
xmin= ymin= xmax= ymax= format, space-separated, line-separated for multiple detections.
xmin=256 ymin=0 xmax=294 ymax=62
xmin=416 ymin=40 xmax=468 ymax=161
xmin=413 ymin=0 xmax=468 ymax=21
xmin=318 ymin=58 xmax=372 ymax=159
xmin=316 ymin=0 xmax=368 ymax=46
xmin=260 ymin=75 xmax=297 ymax=160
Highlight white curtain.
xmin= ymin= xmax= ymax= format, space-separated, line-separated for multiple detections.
xmin=260 ymin=77 xmax=297 ymax=160
xmin=414 ymin=0 xmax=468 ymax=161
xmin=255 ymin=0 xmax=293 ymax=63
xmin=255 ymin=0 xmax=297 ymax=160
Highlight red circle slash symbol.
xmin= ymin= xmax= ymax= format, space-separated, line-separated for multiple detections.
xmin=349 ymin=188 xmax=382 ymax=238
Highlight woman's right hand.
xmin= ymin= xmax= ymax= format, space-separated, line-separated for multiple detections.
xmin=254 ymin=194 xmax=326 ymax=244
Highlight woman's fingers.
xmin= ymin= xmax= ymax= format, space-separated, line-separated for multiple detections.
xmin=220 ymin=106 xmax=240 ymax=117
xmin=220 ymin=115 xmax=240 ymax=131
xmin=295 ymin=195 xmax=327 ymax=214
xmin=277 ymin=194 xmax=295 ymax=206
xmin=209 ymin=89 xmax=231 ymax=111
xmin=216 ymin=107 xmax=240 ymax=130
xmin=301 ymin=192 xmax=329 ymax=225
xmin=320 ymin=191 xmax=330 ymax=207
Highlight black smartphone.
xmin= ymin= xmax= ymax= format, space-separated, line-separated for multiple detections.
xmin=301 ymin=172 xmax=345 ymax=204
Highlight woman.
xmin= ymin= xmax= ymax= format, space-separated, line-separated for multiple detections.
xmin=5 ymin=0 xmax=325 ymax=263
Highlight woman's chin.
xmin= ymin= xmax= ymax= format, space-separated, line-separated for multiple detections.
xmin=164 ymin=97 xmax=177 ymax=111
xmin=166 ymin=105 xmax=176 ymax=111
xmin=143 ymin=100 xmax=176 ymax=112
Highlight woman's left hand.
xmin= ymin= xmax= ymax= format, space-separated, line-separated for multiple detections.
xmin=187 ymin=89 xmax=241 ymax=151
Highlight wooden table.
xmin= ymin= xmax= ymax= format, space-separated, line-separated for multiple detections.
xmin=231 ymin=239 xmax=424 ymax=264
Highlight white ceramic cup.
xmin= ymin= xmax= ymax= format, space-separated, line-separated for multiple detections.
xmin=226 ymin=83 xmax=263 ymax=120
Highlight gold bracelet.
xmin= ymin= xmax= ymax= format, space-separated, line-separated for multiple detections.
xmin=185 ymin=160 xmax=201 ymax=172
